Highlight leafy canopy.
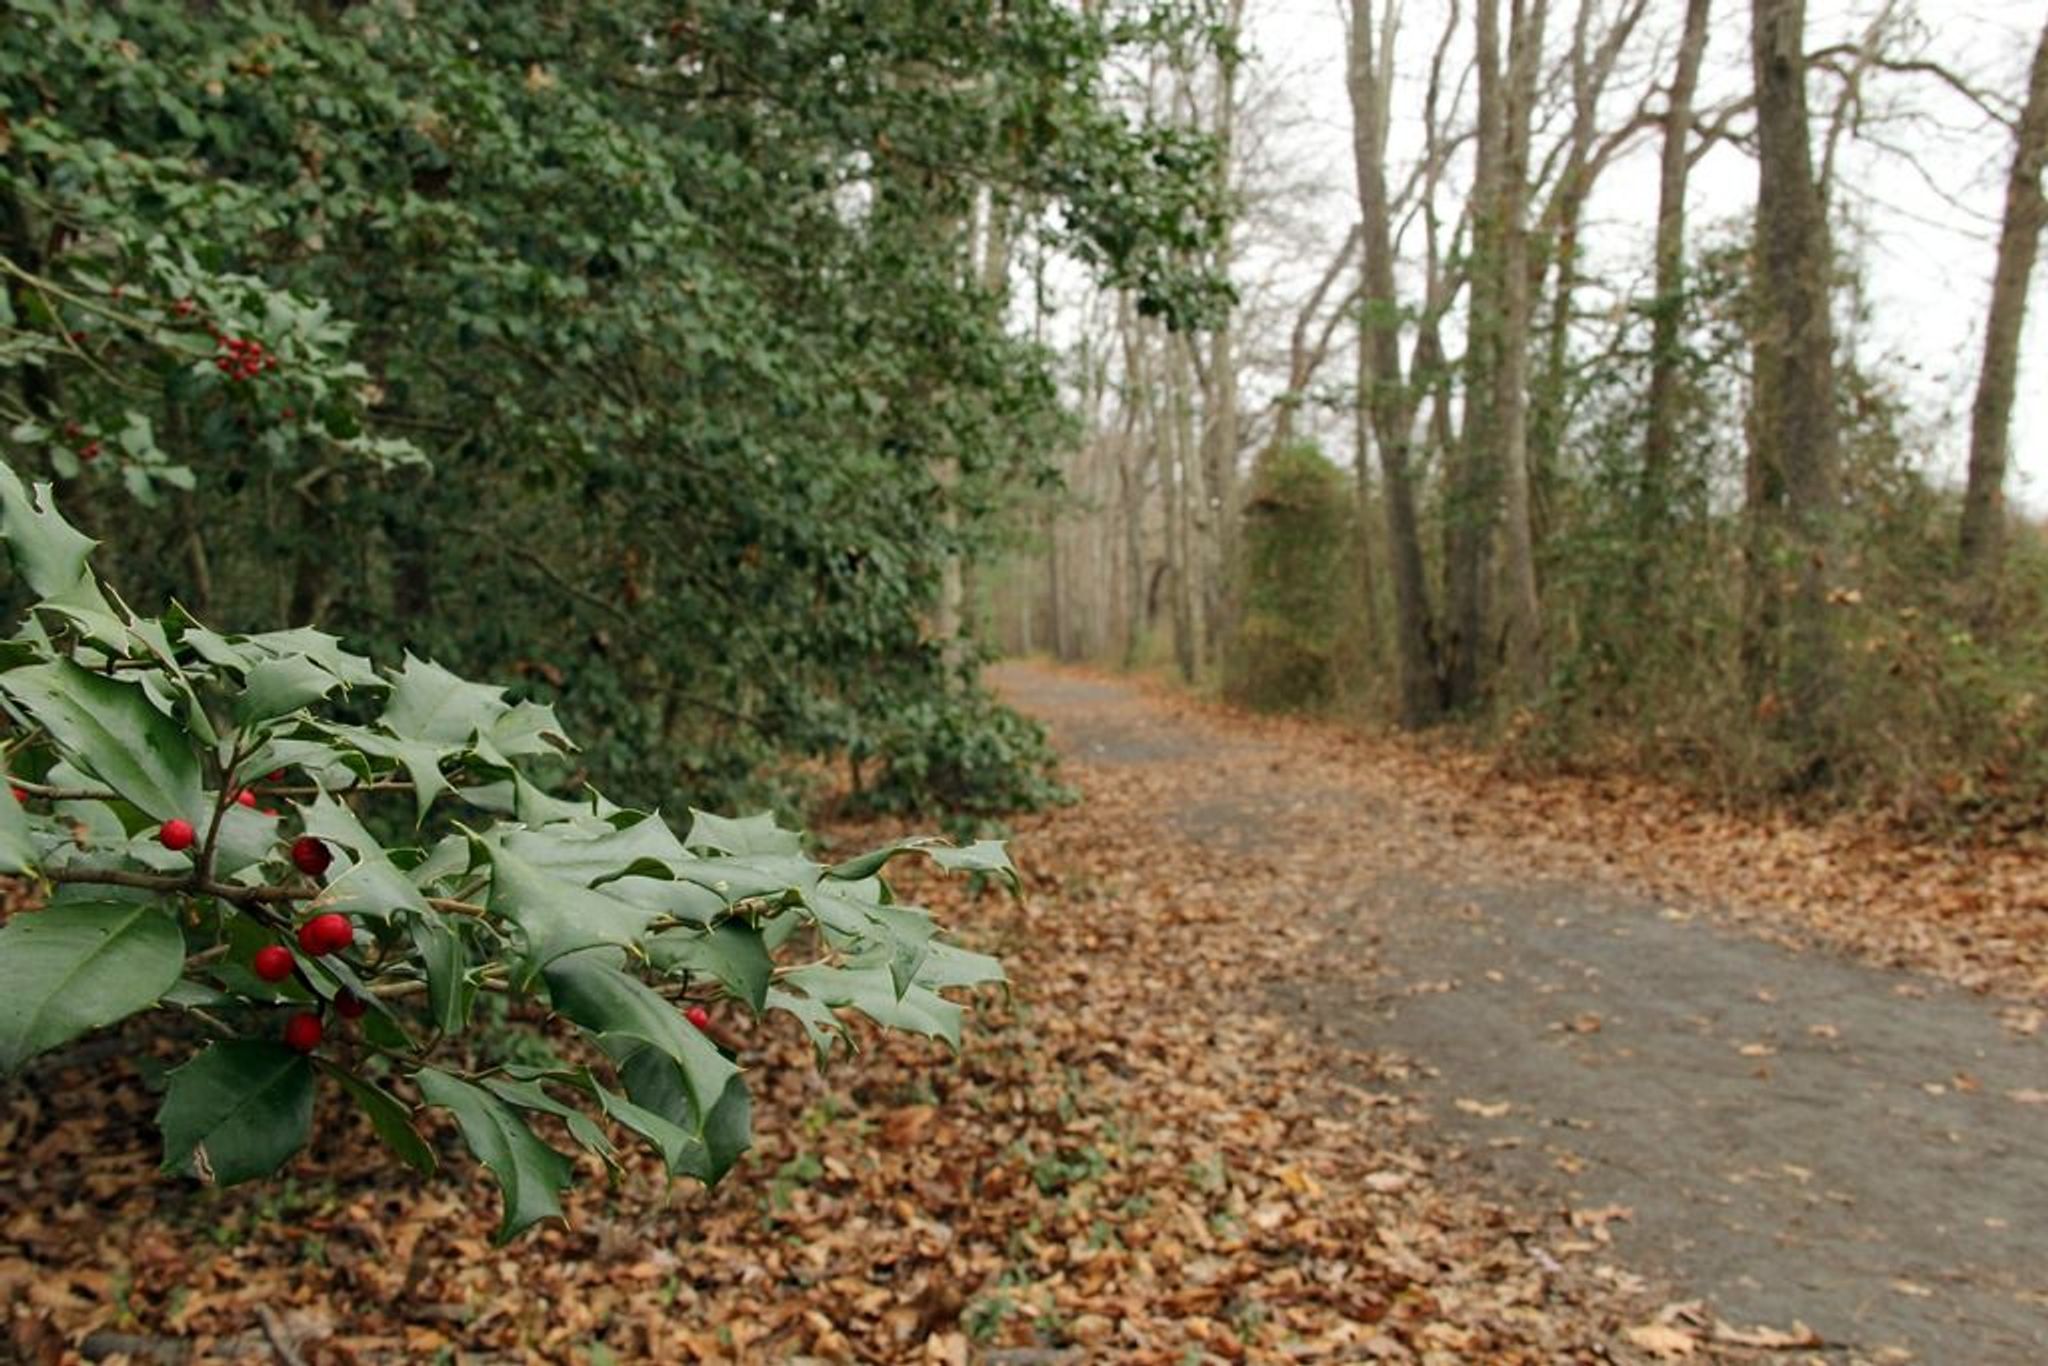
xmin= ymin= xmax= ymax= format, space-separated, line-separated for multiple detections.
xmin=0 ymin=0 xmax=1227 ymax=819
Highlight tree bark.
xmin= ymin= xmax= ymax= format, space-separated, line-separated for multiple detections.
xmin=1495 ymin=0 xmax=1548 ymax=698
xmin=1163 ymin=325 xmax=1199 ymax=683
xmin=1201 ymin=0 xmax=1245 ymax=667
xmin=1445 ymin=0 xmax=1507 ymax=712
xmin=1640 ymin=0 xmax=1713 ymax=528
xmin=1748 ymin=0 xmax=1844 ymax=764
xmin=1347 ymin=0 xmax=1444 ymax=726
xmin=1958 ymin=14 xmax=2048 ymax=605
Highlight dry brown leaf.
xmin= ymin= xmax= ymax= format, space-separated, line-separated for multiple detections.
xmin=1625 ymin=1323 xmax=1700 ymax=1357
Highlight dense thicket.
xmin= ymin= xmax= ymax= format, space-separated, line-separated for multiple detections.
xmin=0 ymin=0 xmax=1226 ymax=820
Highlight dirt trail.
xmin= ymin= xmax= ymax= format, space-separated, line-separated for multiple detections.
xmin=997 ymin=662 xmax=2048 ymax=1365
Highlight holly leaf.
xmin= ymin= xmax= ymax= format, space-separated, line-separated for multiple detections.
xmin=298 ymin=794 xmax=429 ymax=919
xmin=0 ymin=783 xmax=34 ymax=874
xmin=158 ymin=1041 xmax=315 ymax=1186
xmin=380 ymin=653 xmax=508 ymax=745
xmin=0 ymin=466 xmax=111 ymax=614
xmin=235 ymin=653 xmax=344 ymax=724
xmin=616 ymin=1043 xmax=752 ymax=1183
xmin=0 ymin=901 xmax=185 ymax=1073
xmin=910 ymin=940 xmax=1007 ymax=991
xmin=484 ymin=840 xmax=661 ymax=981
xmin=780 ymin=964 xmax=962 ymax=1049
xmin=241 ymin=627 xmax=381 ymax=688
xmin=481 ymin=1076 xmax=616 ymax=1165
xmin=543 ymin=951 xmax=740 ymax=1124
xmin=409 ymin=912 xmax=473 ymax=1034
xmin=0 ymin=660 xmax=203 ymax=821
xmin=766 ymin=984 xmax=852 ymax=1064
xmin=416 ymin=1068 xmax=572 ymax=1243
xmin=928 ymin=838 xmax=1019 ymax=889
xmin=592 ymin=1081 xmax=704 ymax=1177
xmin=685 ymin=808 xmax=803 ymax=857
xmin=320 ymin=1062 xmax=436 ymax=1176
xmin=645 ymin=923 xmax=773 ymax=1010
xmin=501 ymin=812 xmax=690 ymax=886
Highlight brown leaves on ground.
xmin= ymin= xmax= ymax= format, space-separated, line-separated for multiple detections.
xmin=4 ymin=659 xmax=1917 ymax=1364
xmin=1115 ymin=669 xmax=2048 ymax=1002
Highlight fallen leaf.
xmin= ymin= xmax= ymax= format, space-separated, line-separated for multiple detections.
xmin=1712 ymin=1319 xmax=1822 ymax=1349
xmin=1625 ymin=1324 xmax=1699 ymax=1357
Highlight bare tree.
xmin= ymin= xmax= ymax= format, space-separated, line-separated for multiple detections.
xmin=1494 ymin=0 xmax=1551 ymax=698
xmin=1532 ymin=0 xmax=1655 ymax=489
xmin=1640 ymin=0 xmax=1713 ymax=527
xmin=1747 ymin=0 xmax=1843 ymax=757
xmin=1959 ymin=14 xmax=2048 ymax=603
xmin=1348 ymin=0 xmax=1448 ymax=726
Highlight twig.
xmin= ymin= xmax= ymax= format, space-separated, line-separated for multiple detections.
xmin=12 ymin=779 xmax=120 ymax=802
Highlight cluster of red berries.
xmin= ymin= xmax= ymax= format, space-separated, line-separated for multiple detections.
xmin=214 ymin=333 xmax=277 ymax=382
xmin=59 ymin=420 xmax=100 ymax=463
xmin=154 ymin=809 xmax=353 ymax=1052
xmin=279 ymin=992 xmax=367 ymax=1053
xmin=257 ymin=908 xmax=359 ymax=1053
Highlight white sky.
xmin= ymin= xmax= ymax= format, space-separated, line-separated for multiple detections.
xmin=1233 ymin=0 xmax=2047 ymax=506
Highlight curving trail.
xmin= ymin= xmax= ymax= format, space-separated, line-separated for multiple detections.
xmin=998 ymin=661 xmax=2048 ymax=1365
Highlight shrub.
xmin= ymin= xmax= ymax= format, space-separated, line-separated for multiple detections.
xmin=0 ymin=469 xmax=1009 ymax=1240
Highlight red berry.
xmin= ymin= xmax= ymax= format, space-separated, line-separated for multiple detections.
xmin=298 ymin=912 xmax=352 ymax=956
xmin=253 ymin=944 xmax=294 ymax=982
xmin=158 ymin=818 xmax=196 ymax=851
xmin=283 ymin=1012 xmax=323 ymax=1053
xmin=215 ymin=356 xmax=234 ymax=373
xmin=281 ymin=407 xmax=296 ymax=420
xmin=685 ymin=1005 xmax=711 ymax=1030
xmin=261 ymin=807 xmax=280 ymax=818
xmin=9 ymin=786 xmax=24 ymax=804
xmin=235 ymin=788 xmax=257 ymax=808
xmin=335 ymin=991 xmax=368 ymax=1020
xmin=77 ymin=441 xmax=100 ymax=461
xmin=173 ymin=298 xmax=195 ymax=316
xmin=290 ymin=836 xmax=332 ymax=877
xmin=267 ymin=769 xmax=287 ymax=782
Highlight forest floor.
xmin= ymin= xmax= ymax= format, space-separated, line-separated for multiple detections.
xmin=993 ymin=660 xmax=2048 ymax=1365
xmin=5 ymin=663 xmax=2045 ymax=1364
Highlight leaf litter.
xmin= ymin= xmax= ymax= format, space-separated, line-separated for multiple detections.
xmin=2 ymin=661 xmax=1952 ymax=1363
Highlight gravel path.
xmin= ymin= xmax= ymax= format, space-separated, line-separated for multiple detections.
xmin=998 ymin=662 xmax=2048 ymax=1365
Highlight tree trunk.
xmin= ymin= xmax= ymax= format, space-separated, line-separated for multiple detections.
xmin=1353 ymin=323 xmax=1386 ymax=666
xmin=1445 ymin=0 xmax=1507 ymax=712
xmin=1958 ymin=14 xmax=2048 ymax=606
xmin=1495 ymin=0 xmax=1548 ymax=698
xmin=1640 ymin=0 xmax=1713 ymax=530
xmin=1748 ymin=0 xmax=1843 ymax=765
xmin=1161 ymin=325 xmax=1199 ymax=683
xmin=1347 ymin=0 xmax=1443 ymax=726
xmin=1202 ymin=0 xmax=1245 ymax=668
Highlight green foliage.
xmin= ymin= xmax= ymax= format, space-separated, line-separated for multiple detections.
xmin=1224 ymin=442 xmax=1354 ymax=712
xmin=0 ymin=472 xmax=1011 ymax=1238
xmin=1511 ymin=232 xmax=2048 ymax=832
xmin=846 ymin=683 xmax=1074 ymax=833
xmin=0 ymin=0 xmax=1230 ymax=820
